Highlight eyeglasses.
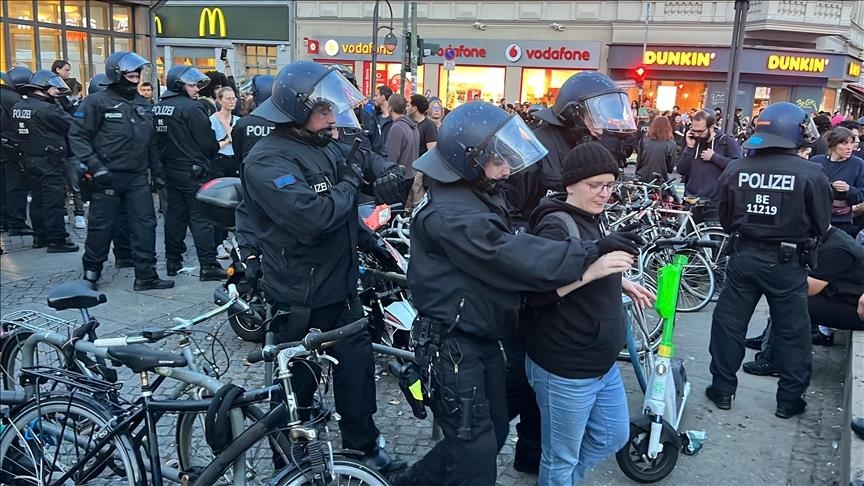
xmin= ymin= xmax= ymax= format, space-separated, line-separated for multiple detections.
xmin=582 ymin=181 xmax=616 ymax=194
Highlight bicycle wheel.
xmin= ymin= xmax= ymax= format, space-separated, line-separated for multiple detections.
xmin=0 ymin=394 xmax=143 ymax=486
xmin=270 ymin=457 xmax=389 ymax=486
xmin=642 ymin=248 xmax=716 ymax=313
xmin=691 ymin=227 xmax=730 ymax=296
xmin=618 ymin=297 xmax=662 ymax=363
xmin=175 ymin=404 xmax=276 ymax=485
xmin=1 ymin=329 xmax=66 ymax=391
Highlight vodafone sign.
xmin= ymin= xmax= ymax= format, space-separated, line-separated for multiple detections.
xmin=305 ymin=36 xmax=600 ymax=69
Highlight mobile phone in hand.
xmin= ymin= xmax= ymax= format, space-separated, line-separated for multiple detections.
xmin=220 ymin=48 xmax=228 ymax=61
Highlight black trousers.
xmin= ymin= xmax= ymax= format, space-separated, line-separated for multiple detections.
xmin=164 ymin=184 xmax=217 ymax=267
xmin=111 ymin=205 xmax=132 ymax=261
xmin=24 ymin=157 xmax=68 ymax=244
xmin=406 ymin=332 xmax=508 ymax=486
xmin=502 ymin=335 xmax=542 ymax=465
xmin=82 ymin=172 xmax=158 ymax=279
xmin=270 ymin=296 xmax=380 ymax=454
xmin=709 ymin=246 xmax=812 ymax=405
xmin=3 ymin=161 xmax=30 ymax=229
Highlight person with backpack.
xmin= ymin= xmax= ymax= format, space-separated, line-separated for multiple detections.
xmin=522 ymin=142 xmax=653 ymax=485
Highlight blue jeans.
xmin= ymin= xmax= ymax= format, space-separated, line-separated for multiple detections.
xmin=526 ymin=356 xmax=630 ymax=486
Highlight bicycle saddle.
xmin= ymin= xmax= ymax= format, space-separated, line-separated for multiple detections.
xmin=47 ymin=280 xmax=108 ymax=311
xmin=106 ymin=344 xmax=188 ymax=373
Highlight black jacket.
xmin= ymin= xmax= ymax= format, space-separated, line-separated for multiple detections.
xmin=503 ymin=123 xmax=587 ymax=225
xmin=240 ymin=127 xmax=397 ymax=308
xmin=11 ymin=94 xmax=72 ymax=158
xmin=523 ymin=195 xmax=625 ymax=379
xmin=68 ymin=86 xmax=161 ymax=176
xmin=231 ymin=114 xmax=275 ymax=166
xmin=153 ymin=91 xmax=220 ymax=180
xmin=1 ymin=86 xmax=23 ymax=162
xmin=407 ymin=181 xmax=599 ymax=340
xmin=676 ymin=132 xmax=742 ymax=202
xmin=718 ymin=149 xmax=832 ymax=243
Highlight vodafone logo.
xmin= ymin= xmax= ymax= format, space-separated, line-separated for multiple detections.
xmin=306 ymin=38 xmax=320 ymax=55
xmin=505 ymin=44 xmax=522 ymax=62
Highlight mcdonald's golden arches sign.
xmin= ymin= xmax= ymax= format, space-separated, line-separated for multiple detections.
xmin=154 ymin=6 xmax=289 ymax=41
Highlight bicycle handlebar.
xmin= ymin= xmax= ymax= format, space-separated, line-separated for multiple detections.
xmin=245 ymin=318 xmax=369 ymax=364
xmin=360 ymin=267 xmax=409 ymax=287
xmin=653 ymin=237 xmax=721 ymax=250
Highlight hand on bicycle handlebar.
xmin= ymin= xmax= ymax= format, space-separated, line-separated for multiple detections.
xmin=597 ymin=231 xmax=644 ymax=256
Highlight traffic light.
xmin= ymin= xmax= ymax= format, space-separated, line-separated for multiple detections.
xmin=633 ymin=65 xmax=647 ymax=87
xmin=416 ymin=36 xmax=440 ymax=66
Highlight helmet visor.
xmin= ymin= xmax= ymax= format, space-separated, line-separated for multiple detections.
xmin=117 ymin=52 xmax=150 ymax=74
xmin=238 ymin=77 xmax=255 ymax=95
xmin=306 ymin=70 xmax=364 ymax=121
xmin=583 ymin=92 xmax=636 ymax=133
xmin=476 ymin=115 xmax=548 ymax=175
xmin=178 ymin=68 xmax=210 ymax=89
xmin=47 ymin=75 xmax=71 ymax=95
xmin=802 ymin=116 xmax=819 ymax=145
xmin=333 ymin=106 xmax=361 ymax=128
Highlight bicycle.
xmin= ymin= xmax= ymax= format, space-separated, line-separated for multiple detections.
xmin=0 ymin=317 xmax=388 ymax=486
xmin=616 ymin=237 xmax=719 ymax=483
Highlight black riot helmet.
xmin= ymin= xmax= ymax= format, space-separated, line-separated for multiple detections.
xmin=534 ymin=72 xmax=636 ymax=133
xmin=8 ymin=66 xmax=34 ymax=91
xmin=238 ymin=74 xmax=275 ymax=105
xmin=22 ymin=70 xmax=71 ymax=96
xmin=88 ymin=73 xmax=109 ymax=94
xmin=252 ymin=60 xmax=364 ymax=128
xmin=328 ymin=64 xmax=359 ymax=89
xmin=742 ymin=102 xmax=819 ymax=150
xmin=164 ymin=66 xmax=210 ymax=95
xmin=104 ymin=51 xmax=150 ymax=84
xmin=413 ymin=101 xmax=548 ymax=184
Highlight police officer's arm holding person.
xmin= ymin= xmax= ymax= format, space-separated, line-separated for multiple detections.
xmin=707 ymin=102 xmax=832 ymax=419
xmin=388 ymin=101 xmax=643 ymax=486
xmin=238 ymin=61 xmax=406 ymax=474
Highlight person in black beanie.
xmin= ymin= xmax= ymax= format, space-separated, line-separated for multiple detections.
xmin=522 ymin=142 xmax=654 ymax=485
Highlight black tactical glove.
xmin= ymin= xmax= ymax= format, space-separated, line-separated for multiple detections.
xmin=360 ymin=236 xmax=397 ymax=269
xmin=339 ymin=161 xmax=365 ymax=189
xmin=243 ymin=256 xmax=262 ymax=286
xmin=374 ymin=166 xmax=406 ymax=204
xmin=596 ymin=231 xmax=644 ymax=256
xmin=191 ymin=164 xmax=208 ymax=181
xmin=87 ymin=160 xmax=113 ymax=190
xmin=150 ymin=173 xmax=166 ymax=193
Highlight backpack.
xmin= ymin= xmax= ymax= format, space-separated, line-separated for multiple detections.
xmin=546 ymin=211 xmax=581 ymax=239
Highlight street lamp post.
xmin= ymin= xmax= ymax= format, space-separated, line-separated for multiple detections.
xmin=370 ymin=0 xmax=396 ymax=99
xmin=723 ymin=0 xmax=750 ymax=136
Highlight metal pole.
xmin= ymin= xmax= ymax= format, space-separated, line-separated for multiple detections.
xmin=400 ymin=0 xmax=409 ymax=94
xmin=371 ymin=0 xmax=380 ymax=100
xmin=639 ymin=1 xmax=652 ymax=108
xmin=149 ymin=0 xmax=168 ymax=102
xmin=409 ymin=2 xmax=417 ymax=96
xmin=723 ymin=0 xmax=749 ymax=135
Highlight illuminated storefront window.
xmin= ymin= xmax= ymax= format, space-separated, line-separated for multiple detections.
xmin=439 ymin=66 xmax=505 ymax=109
xmin=623 ymin=81 xmax=707 ymax=113
xmin=245 ymin=45 xmax=278 ymax=76
xmin=520 ymin=68 xmax=580 ymax=105
xmin=1 ymin=1 xmax=136 ymax=84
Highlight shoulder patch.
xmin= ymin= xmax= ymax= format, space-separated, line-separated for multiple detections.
xmin=73 ymin=111 xmax=85 ymax=118
xmin=273 ymin=174 xmax=296 ymax=189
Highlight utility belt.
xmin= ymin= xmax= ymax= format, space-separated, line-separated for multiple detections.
xmin=732 ymin=234 xmax=818 ymax=268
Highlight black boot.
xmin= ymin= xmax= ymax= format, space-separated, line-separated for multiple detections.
xmin=364 ymin=447 xmax=407 ymax=475
xmin=32 ymin=236 xmax=46 ymax=249
xmin=166 ymin=260 xmax=182 ymax=277
xmin=199 ymin=265 xmax=226 ymax=282
xmin=742 ymin=352 xmax=778 ymax=377
xmin=46 ymin=241 xmax=80 ymax=253
xmin=83 ymin=270 xmax=101 ymax=289
xmin=745 ymin=319 xmax=770 ymax=351
xmin=134 ymin=275 xmax=175 ymax=291
xmin=8 ymin=226 xmax=34 ymax=236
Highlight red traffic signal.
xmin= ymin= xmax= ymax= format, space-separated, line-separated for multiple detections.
xmin=633 ymin=65 xmax=647 ymax=85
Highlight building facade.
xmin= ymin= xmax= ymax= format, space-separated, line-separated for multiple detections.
xmin=1 ymin=0 xmax=154 ymax=88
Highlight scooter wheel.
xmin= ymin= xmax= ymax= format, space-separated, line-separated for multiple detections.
xmin=229 ymin=291 xmax=266 ymax=343
xmin=615 ymin=423 xmax=679 ymax=483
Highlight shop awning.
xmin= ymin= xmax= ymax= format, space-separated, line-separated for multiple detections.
xmin=843 ymin=83 xmax=864 ymax=102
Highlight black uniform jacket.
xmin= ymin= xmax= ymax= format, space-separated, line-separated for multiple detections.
xmin=407 ymin=180 xmax=600 ymax=341
xmin=69 ymin=87 xmax=161 ymax=176
xmin=11 ymin=95 xmax=72 ymax=157
xmin=153 ymin=91 xmax=219 ymax=180
xmin=231 ymin=114 xmax=275 ymax=166
xmin=503 ymin=123 xmax=585 ymax=225
xmin=0 ymin=86 xmax=22 ymax=161
xmin=718 ymin=149 xmax=832 ymax=243
xmin=240 ymin=128 xmax=396 ymax=308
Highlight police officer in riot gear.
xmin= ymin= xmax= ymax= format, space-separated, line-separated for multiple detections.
xmin=69 ymin=51 xmax=173 ymax=291
xmin=390 ymin=101 xmax=642 ymax=486
xmin=707 ymin=102 xmax=832 ymax=419
xmin=155 ymin=66 xmax=225 ymax=281
xmin=2 ymin=66 xmax=34 ymax=236
xmin=501 ymin=71 xmax=637 ymax=473
xmin=80 ymin=73 xmax=132 ymax=267
xmin=11 ymin=70 xmax=78 ymax=252
xmin=232 ymin=74 xmax=275 ymax=165
xmin=239 ymin=60 xmax=406 ymax=473
xmin=327 ymin=64 xmax=381 ymax=152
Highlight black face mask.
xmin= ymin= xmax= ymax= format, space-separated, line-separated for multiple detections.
xmin=283 ymin=124 xmax=332 ymax=147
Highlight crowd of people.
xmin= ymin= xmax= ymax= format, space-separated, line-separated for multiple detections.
xmin=2 ymin=50 xmax=864 ymax=486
